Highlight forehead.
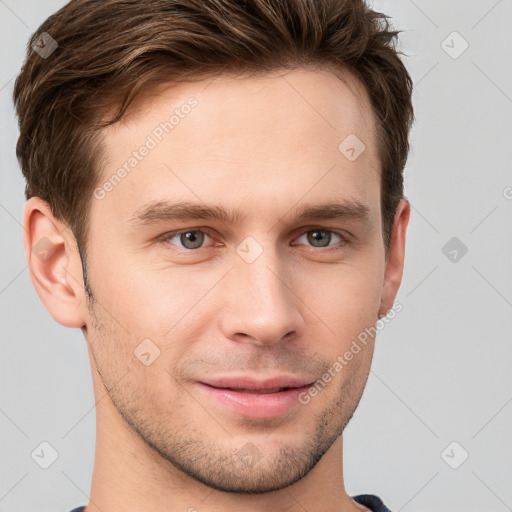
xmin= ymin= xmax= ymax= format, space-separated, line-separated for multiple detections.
xmin=114 ymin=66 xmax=378 ymax=150
xmin=94 ymin=66 xmax=381 ymax=225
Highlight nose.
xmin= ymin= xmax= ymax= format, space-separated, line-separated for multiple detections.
xmin=218 ymin=245 xmax=305 ymax=347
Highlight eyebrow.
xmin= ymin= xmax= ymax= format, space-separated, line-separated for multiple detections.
xmin=128 ymin=199 xmax=371 ymax=226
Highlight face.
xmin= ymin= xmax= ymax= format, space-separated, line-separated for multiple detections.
xmin=84 ymin=67 xmax=392 ymax=492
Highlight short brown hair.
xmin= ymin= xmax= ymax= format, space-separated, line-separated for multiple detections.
xmin=14 ymin=0 xmax=413 ymax=262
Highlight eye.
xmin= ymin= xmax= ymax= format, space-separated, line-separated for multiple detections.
xmin=163 ymin=229 xmax=214 ymax=250
xmin=294 ymin=229 xmax=345 ymax=249
xmin=160 ymin=227 xmax=347 ymax=253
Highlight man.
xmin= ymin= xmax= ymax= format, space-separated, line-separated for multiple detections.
xmin=14 ymin=0 xmax=413 ymax=510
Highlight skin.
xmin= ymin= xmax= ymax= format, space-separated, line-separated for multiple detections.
xmin=24 ymin=67 xmax=410 ymax=512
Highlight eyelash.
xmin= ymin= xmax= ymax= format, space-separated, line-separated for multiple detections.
xmin=160 ymin=227 xmax=348 ymax=252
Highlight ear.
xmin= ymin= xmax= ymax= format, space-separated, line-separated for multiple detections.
xmin=23 ymin=197 xmax=88 ymax=328
xmin=379 ymin=198 xmax=411 ymax=317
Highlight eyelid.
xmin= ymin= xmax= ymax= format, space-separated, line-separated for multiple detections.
xmin=160 ymin=226 xmax=350 ymax=251
xmin=160 ymin=227 xmax=218 ymax=248
xmin=291 ymin=227 xmax=348 ymax=249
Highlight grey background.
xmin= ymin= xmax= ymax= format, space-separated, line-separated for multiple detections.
xmin=1 ymin=1 xmax=511 ymax=511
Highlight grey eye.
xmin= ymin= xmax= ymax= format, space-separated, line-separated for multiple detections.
xmin=307 ymin=230 xmax=332 ymax=247
xmin=297 ymin=229 xmax=341 ymax=248
xmin=168 ymin=230 xmax=209 ymax=249
xmin=180 ymin=231 xmax=205 ymax=249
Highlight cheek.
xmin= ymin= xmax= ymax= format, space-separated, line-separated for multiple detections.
xmin=303 ymin=256 xmax=385 ymax=336
xmin=89 ymin=248 xmax=194 ymax=332
xmin=92 ymin=263 xmax=228 ymax=374
xmin=88 ymin=226 xmax=385 ymax=343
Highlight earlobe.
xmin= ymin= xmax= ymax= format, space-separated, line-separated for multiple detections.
xmin=379 ymin=198 xmax=411 ymax=317
xmin=23 ymin=197 xmax=87 ymax=328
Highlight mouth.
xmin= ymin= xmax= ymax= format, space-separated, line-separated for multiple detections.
xmin=195 ymin=375 xmax=313 ymax=418
xmin=199 ymin=375 xmax=313 ymax=391
xmin=203 ymin=384 xmax=297 ymax=394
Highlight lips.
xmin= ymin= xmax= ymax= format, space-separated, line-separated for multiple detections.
xmin=196 ymin=375 xmax=313 ymax=418
xmin=203 ymin=385 xmax=293 ymax=394
xmin=199 ymin=375 xmax=312 ymax=393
